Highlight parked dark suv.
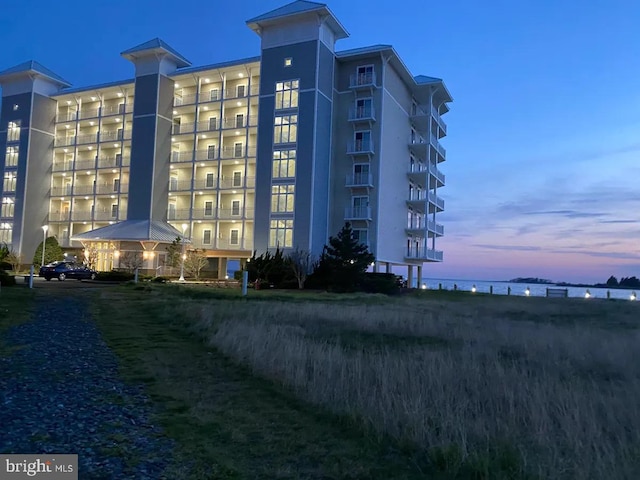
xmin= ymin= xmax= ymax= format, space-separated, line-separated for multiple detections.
xmin=39 ymin=261 xmax=97 ymax=281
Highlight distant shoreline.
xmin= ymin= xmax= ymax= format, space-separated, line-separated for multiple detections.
xmin=508 ymin=279 xmax=638 ymax=290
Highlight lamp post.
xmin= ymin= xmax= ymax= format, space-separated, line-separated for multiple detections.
xmin=178 ymin=223 xmax=187 ymax=281
xmin=41 ymin=225 xmax=49 ymax=267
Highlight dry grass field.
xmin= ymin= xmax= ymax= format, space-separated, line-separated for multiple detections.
xmin=189 ymin=290 xmax=640 ymax=479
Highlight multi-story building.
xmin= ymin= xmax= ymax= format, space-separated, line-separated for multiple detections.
xmin=0 ymin=0 xmax=451 ymax=284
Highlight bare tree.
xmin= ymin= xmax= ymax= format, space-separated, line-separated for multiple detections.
xmin=288 ymin=247 xmax=314 ymax=289
xmin=184 ymin=249 xmax=209 ymax=280
xmin=5 ymin=249 xmax=22 ymax=273
xmin=120 ymin=251 xmax=143 ymax=273
xmin=83 ymin=245 xmax=99 ymax=269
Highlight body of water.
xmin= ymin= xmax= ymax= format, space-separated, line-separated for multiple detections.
xmin=417 ymin=278 xmax=638 ymax=301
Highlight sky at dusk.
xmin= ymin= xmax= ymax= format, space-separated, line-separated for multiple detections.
xmin=1 ymin=0 xmax=639 ymax=283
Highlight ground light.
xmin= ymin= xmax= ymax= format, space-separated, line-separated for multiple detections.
xmin=471 ymin=285 xmax=476 ymax=293
xmin=585 ymin=289 xmax=591 ymax=299
xmin=631 ymin=291 xmax=637 ymax=301
xmin=525 ymin=287 xmax=531 ymax=296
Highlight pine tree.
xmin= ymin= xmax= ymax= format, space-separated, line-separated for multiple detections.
xmin=33 ymin=236 xmax=64 ymax=268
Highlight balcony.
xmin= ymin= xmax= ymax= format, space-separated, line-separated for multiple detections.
xmin=218 ymin=207 xmax=251 ymax=220
xmin=199 ymin=90 xmax=221 ymax=102
xmin=344 ymin=206 xmax=372 ymax=221
xmin=406 ymin=191 xmax=444 ymax=213
xmin=196 ymin=120 xmax=219 ymax=132
xmin=167 ymin=209 xmax=191 ymax=221
xmin=76 ymin=133 xmax=98 ymax=145
xmin=78 ymin=108 xmax=100 ymax=120
xmin=216 ymin=238 xmax=253 ymax=250
xmin=431 ymin=105 xmax=447 ymax=135
xmin=71 ymin=210 xmax=93 ymax=221
xmin=347 ymin=139 xmax=375 ymax=156
xmin=54 ymin=136 xmax=75 ymax=147
xmin=220 ymin=115 xmax=258 ymax=129
xmin=348 ymin=106 xmax=376 ymax=123
xmin=51 ymin=186 xmax=72 ymax=197
xmin=101 ymin=104 xmax=126 ymax=116
xmin=174 ymin=93 xmax=197 ymax=106
xmin=172 ymin=123 xmax=196 ymax=135
xmin=97 ymin=156 xmax=128 ymax=168
xmin=224 ymin=88 xmax=248 ymax=100
xmin=409 ymin=106 xmax=430 ymax=134
xmin=48 ymin=212 xmax=71 ymax=222
xmin=74 ymin=185 xmax=95 ymax=196
xmin=95 ymin=184 xmax=120 ymax=195
xmin=56 ymin=111 xmax=77 ymax=123
xmin=52 ymin=161 xmax=74 ymax=172
xmin=171 ymin=151 xmax=195 ymax=163
xmin=169 ymin=180 xmax=193 ymax=192
xmin=250 ymin=85 xmax=260 ymax=96
xmin=405 ymin=247 xmax=443 ymax=262
xmin=220 ymin=145 xmax=253 ymax=159
xmin=191 ymin=209 xmax=217 ymax=220
xmin=405 ymin=220 xmax=444 ymax=237
xmin=408 ymin=134 xmax=446 ymax=162
xmin=218 ymin=176 xmax=255 ymax=189
xmin=345 ymin=173 xmax=374 ymax=188
xmin=349 ymin=72 xmax=376 ymax=89
xmin=194 ymin=149 xmax=219 ymax=161
xmin=193 ymin=179 xmax=218 ymax=190
xmin=75 ymin=159 xmax=97 ymax=170
xmin=407 ymin=162 xmax=445 ymax=188
xmin=94 ymin=210 xmax=119 ymax=221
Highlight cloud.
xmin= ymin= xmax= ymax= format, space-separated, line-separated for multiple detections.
xmin=472 ymin=244 xmax=542 ymax=252
xmin=599 ymin=219 xmax=638 ymax=224
xmin=524 ymin=210 xmax=607 ymax=218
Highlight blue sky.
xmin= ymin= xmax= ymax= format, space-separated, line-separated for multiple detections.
xmin=2 ymin=0 xmax=639 ymax=283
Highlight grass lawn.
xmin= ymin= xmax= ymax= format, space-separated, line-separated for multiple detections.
xmin=0 ymin=285 xmax=36 ymax=356
xmin=91 ymin=285 xmax=438 ymax=479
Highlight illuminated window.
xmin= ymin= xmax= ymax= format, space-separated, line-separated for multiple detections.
xmin=5 ymin=146 xmax=19 ymax=167
xmin=269 ymin=219 xmax=293 ymax=248
xmin=3 ymin=172 xmax=16 ymax=192
xmin=271 ymin=184 xmax=295 ymax=213
xmin=230 ymin=229 xmax=239 ymax=245
xmin=0 ymin=222 xmax=12 ymax=244
xmin=203 ymin=229 xmax=212 ymax=245
xmin=273 ymin=114 xmax=297 ymax=144
xmin=272 ymin=150 xmax=296 ymax=179
xmin=275 ymin=80 xmax=299 ymax=110
xmin=1 ymin=197 xmax=14 ymax=218
xmin=284 ymin=58 xmax=292 ymax=67
xmin=7 ymin=121 xmax=20 ymax=142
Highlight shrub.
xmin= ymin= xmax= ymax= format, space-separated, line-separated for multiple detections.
xmin=0 ymin=270 xmax=16 ymax=287
xmin=360 ymin=273 xmax=400 ymax=295
xmin=95 ymin=270 xmax=135 ymax=282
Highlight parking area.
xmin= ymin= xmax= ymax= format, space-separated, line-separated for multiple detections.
xmin=17 ymin=276 xmax=117 ymax=290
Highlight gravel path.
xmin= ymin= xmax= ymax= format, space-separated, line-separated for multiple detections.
xmin=0 ymin=295 xmax=174 ymax=479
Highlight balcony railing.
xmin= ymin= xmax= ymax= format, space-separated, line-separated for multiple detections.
xmin=78 ymin=108 xmax=100 ymax=120
xmin=167 ymin=209 xmax=191 ymax=221
xmin=71 ymin=210 xmax=93 ymax=221
xmin=347 ymin=140 xmax=374 ymax=155
xmin=428 ymin=191 xmax=445 ymax=211
xmin=52 ymin=161 xmax=74 ymax=172
xmin=98 ymin=130 xmax=123 ymax=142
xmin=76 ymin=133 xmax=98 ymax=145
xmin=349 ymin=72 xmax=376 ymax=88
xmin=193 ymin=179 xmax=218 ymax=189
xmin=194 ymin=149 xmax=219 ymax=161
xmin=169 ymin=180 xmax=193 ymax=191
xmin=348 ymin=106 xmax=376 ymax=122
xmin=94 ymin=210 xmax=119 ymax=221
xmin=48 ymin=212 xmax=71 ymax=222
xmin=200 ymin=89 xmax=221 ymax=102
xmin=345 ymin=173 xmax=374 ymax=187
xmin=218 ymin=176 xmax=255 ymax=189
xmin=101 ymin=104 xmax=126 ymax=116
xmin=224 ymin=87 xmax=248 ymax=100
xmin=196 ymin=120 xmax=219 ymax=132
xmin=344 ymin=206 xmax=372 ymax=220
xmin=95 ymin=184 xmax=120 ymax=195
xmin=54 ymin=136 xmax=75 ymax=147
xmin=51 ymin=186 xmax=73 ymax=196
xmin=220 ymin=145 xmax=246 ymax=159
xmin=431 ymin=105 xmax=447 ymax=135
xmin=171 ymin=151 xmax=195 ymax=163
xmin=56 ymin=112 xmax=77 ymax=123
xmin=75 ymin=159 xmax=97 ymax=170
xmin=430 ymin=133 xmax=446 ymax=159
xmin=218 ymin=208 xmax=250 ymax=220
xmin=174 ymin=93 xmax=198 ymax=106
xmin=405 ymin=247 xmax=443 ymax=261
xmin=172 ymin=123 xmax=196 ymax=135
xmin=97 ymin=156 xmax=129 ymax=168
xmin=408 ymin=162 xmax=445 ymax=186
xmin=74 ymin=185 xmax=95 ymax=195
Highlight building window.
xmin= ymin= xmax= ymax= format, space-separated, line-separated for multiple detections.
xmin=204 ymin=201 xmax=213 ymax=217
xmin=235 ymin=114 xmax=244 ymax=128
xmin=207 ymin=145 xmax=217 ymax=159
xmin=0 ymin=222 xmax=12 ymax=244
xmin=237 ymin=85 xmax=246 ymax=98
xmin=356 ymin=65 xmax=375 ymax=85
xmin=113 ymin=179 xmax=120 ymax=192
xmin=7 ymin=121 xmax=20 ymax=142
xmin=111 ymin=204 xmax=118 ymax=218
xmin=353 ymin=163 xmax=370 ymax=185
xmin=232 ymin=171 xmax=242 ymax=187
xmin=205 ymin=173 xmax=215 ymax=188
xmin=5 ymin=146 xmax=19 ymax=167
xmin=208 ymin=117 xmax=217 ymax=130
xmin=354 ymin=130 xmax=372 ymax=151
xmin=272 ymin=150 xmax=296 ymax=179
xmin=352 ymin=196 xmax=369 ymax=218
xmin=284 ymin=58 xmax=293 ymax=67
xmin=203 ymin=229 xmax=212 ymax=245
xmin=1 ymin=197 xmax=14 ymax=218
xmin=230 ymin=229 xmax=239 ymax=245
xmin=353 ymin=228 xmax=368 ymax=246
xmin=275 ymin=80 xmax=299 ymax=110
xmin=271 ymin=184 xmax=295 ymax=213
xmin=234 ymin=142 xmax=244 ymax=158
xmin=355 ymin=98 xmax=373 ymax=118
xmin=231 ymin=200 xmax=241 ymax=216
xmin=3 ymin=172 xmax=16 ymax=192
xmin=12 ymin=104 xmax=19 ymax=111
xmin=274 ymin=114 xmax=297 ymax=144
xmin=269 ymin=219 xmax=293 ymax=248
xmin=209 ymin=88 xmax=220 ymax=101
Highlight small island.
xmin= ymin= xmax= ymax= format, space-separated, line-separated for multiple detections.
xmin=508 ymin=277 xmax=554 ymax=284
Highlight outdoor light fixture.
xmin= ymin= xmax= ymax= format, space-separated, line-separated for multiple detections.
xmin=471 ymin=285 xmax=477 ymax=293
xmin=525 ymin=287 xmax=531 ymax=297
xmin=41 ymin=225 xmax=49 ymax=267
xmin=631 ymin=292 xmax=637 ymax=301
xmin=421 ymin=284 xmax=427 ymax=290
xmin=584 ymin=289 xmax=591 ymax=299
xmin=179 ymin=223 xmax=188 ymax=281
